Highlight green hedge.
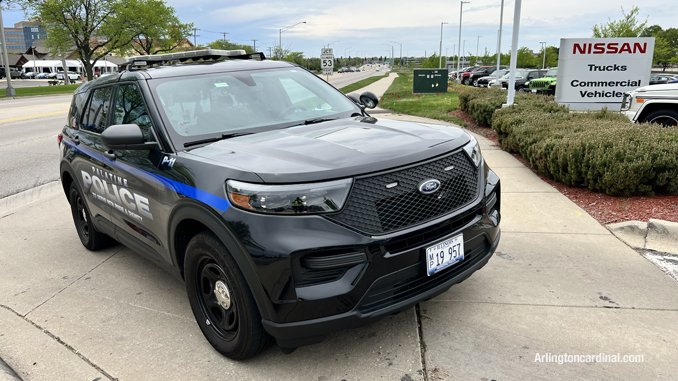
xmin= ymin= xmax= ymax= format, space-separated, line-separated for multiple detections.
xmin=493 ymin=103 xmax=678 ymax=197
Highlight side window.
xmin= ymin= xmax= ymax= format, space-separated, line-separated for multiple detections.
xmin=113 ymin=84 xmax=155 ymax=142
xmin=83 ymin=87 xmax=113 ymax=134
xmin=68 ymin=91 xmax=88 ymax=129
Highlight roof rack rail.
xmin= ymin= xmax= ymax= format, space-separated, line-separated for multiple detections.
xmin=124 ymin=49 xmax=266 ymax=70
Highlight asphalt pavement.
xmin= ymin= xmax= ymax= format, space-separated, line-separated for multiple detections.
xmin=0 ymin=74 xmax=677 ymax=380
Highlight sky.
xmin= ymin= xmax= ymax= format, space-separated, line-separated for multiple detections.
xmin=2 ymin=0 xmax=676 ymax=59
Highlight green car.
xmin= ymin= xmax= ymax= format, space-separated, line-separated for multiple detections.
xmin=528 ymin=67 xmax=557 ymax=94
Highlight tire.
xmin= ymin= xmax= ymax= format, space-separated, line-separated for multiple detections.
xmin=184 ymin=231 xmax=271 ymax=360
xmin=462 ymin=78 xmax=471 ymax=85
xmin=641 ymin=109 xmax=678 ymax=127
xmin=473 ymin=79 xmax=479 ymax=87
xmin=69 ymin=182 xmax=113 ymax=251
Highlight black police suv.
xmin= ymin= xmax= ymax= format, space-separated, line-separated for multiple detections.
xmin=59 ymin=49 xmax=501 ymax=360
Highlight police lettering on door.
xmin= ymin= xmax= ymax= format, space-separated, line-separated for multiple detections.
xmin=81 ymin=167 xmax=153 ymax=222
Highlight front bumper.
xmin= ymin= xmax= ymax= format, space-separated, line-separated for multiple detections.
xmin=263 ymin=228 xmax=500 ymax=348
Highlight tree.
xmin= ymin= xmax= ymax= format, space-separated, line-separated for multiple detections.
xmin=592 ymin=6 xmax=648 ymax=38
xmin=640 ymin=24 xmax=663 ymax=37
xmin=29 ymin=0 xmax=187 ymax=80
xmin=117 ymin=0 xmax=193 ymax=56
xmin=652 ymin=37 xmax=677 ymax=72
xmin=516 ymin=47 xmax=537 ymax=68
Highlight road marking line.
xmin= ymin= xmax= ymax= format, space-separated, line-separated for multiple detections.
xmin=0 ymin=102 xmax=70 ymax=111
xmin=0 ymin=110 xmax=68 ymax=123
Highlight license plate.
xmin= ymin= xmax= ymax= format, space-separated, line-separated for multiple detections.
xmin=531 ymin=89 xmax=537 ymax=93
xmin=425 ymin=234 xmax=464 ymax=276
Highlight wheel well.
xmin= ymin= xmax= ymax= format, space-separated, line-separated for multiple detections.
xmin=174 ymin=219 xmax=209 ymax=278
xmin=61 ymin=171 xmax=73 ymax=202
xmin=638 ymin=103 xmax=678 ymax=122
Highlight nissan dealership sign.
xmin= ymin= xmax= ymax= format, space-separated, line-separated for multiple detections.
xmin=556 ymin=37 xmax=655 ymax=110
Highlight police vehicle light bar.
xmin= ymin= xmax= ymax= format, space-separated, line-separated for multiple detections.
xmin=125 ymin=49 xmax=266 ymax=70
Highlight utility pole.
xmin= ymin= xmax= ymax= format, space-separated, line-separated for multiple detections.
xmin=267 ymin=47 xmax=272 ymax=58
xmin=505 ymin=0 xmax=522 ymax=107
xmin=192 ymin=28 xmax=200 ymax=46
xmin=0 ymin=4 xmax=15 ymax=96
xmin=494 ymin=0 xmax=504 ymax=87
xmin=221 ymin=32 xmax=229 ymax=42
xmin=252 ymin=39 xmax=258 ymax=52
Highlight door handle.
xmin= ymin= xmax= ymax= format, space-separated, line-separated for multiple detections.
xmin=103 ymin=150 xmax=116 ymax=160
xmin=73 ymin=135 xmax=80 ymax=145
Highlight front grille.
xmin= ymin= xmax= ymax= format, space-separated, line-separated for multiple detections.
xmin=327 ymin=151 xmax=479 ymax=235
xmin=529 ymin=80 xmax=551 ymax=89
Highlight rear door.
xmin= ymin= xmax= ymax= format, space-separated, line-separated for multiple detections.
xmin=65 ymin=86 xmax=116 ymax=234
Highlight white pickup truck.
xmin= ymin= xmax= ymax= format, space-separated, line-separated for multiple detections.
xmin=621 ymin=84 xmax=678 ymax=127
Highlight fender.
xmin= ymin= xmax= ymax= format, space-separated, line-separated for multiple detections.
xmin=168 ymin=201 xmax=275 ymax=321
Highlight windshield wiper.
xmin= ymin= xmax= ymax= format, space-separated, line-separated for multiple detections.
xmin=301 ymin=117 xmax=339 ymax=126
xmin=184 ymin=132 xmax=253 ymax=148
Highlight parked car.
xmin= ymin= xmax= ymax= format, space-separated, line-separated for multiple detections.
xmin=57 ymin=71 xmax=82 ymax=81
xmin=59 ymin=49 xmax=501 ymax=360
xmin=460 ymin=67 xmax=485 ymax=85
xmin=467 ymin=66 xmax=508 ymax=87
xmin=476 ymin=69 xmax=508 ymax=88
xmin=528 ymin=67 xmax=557 ymax=94
xmin=500 ymin=69 xmax=547 ymax=91
xmin=649 ymin=74 xmax=678 ymax=85
xmin=0 ymin=67 xmax=21 ymax=79
xmin=621 ymin=83 xmax=678 ymax=126
xmin=449 ymin=66 xmax=474 ymax=80
xmin=21 ymin=71 xmax=38 ymax=79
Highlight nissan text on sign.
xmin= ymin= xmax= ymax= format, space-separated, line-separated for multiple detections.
xmin=556 ymin=37 xmax=655 ymax=110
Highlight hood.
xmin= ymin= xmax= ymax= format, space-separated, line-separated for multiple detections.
xmin=635 ymin=83 xmax=678 ymax=93
xmin=185 ymin=117 xmax=470 ymax=183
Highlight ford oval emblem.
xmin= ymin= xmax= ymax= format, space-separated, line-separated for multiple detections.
xmin=418 ymin=179 xmax=441 ymax=195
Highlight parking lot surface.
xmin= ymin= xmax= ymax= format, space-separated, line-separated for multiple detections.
xmin=0 ymin=74 xmax=676 ymax=380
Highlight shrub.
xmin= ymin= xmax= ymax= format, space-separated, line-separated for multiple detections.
xmin=458 ymin=88 xmax=558 ymax=127
xmin=492 ymin=106 xmax=678 ymax=196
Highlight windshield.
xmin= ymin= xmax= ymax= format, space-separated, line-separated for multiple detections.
xmin=545 ymin=68 xmax=557 ymax=77
xmin=152 ymin=68 xmax=358 ymax=141
xmin=501 ymin=71 xmax=526 ymax=79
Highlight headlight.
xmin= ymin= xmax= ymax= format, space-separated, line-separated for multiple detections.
xmin=226 ymin=179 xmax=352 ymax=215
xmin=463 ymin=136 xmax=482 ymax=167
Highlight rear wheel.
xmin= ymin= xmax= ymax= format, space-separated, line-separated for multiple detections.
xmin=68 ymin=182 xmax=113 ymax=250
xmin=642 ymin=109 xmax=678 ymax=127
xmin=184 ymin=231 xmax=271 ymax=360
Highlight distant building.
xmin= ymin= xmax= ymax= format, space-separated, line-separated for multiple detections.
xmin=0 ymin=20 xmax=48 ymax=54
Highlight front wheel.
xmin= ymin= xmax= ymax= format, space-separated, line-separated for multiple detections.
xmin=642 ymin=109 xmax=678 ymax=127
xmin=473 ymin=79 xmax=479 ymax=87
xmin=184 ymin=231 xmax=271 ymax=360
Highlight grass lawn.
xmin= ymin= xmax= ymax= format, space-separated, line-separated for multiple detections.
xmin=379 ymin=72 xmax=467 ymax=125
xmin=0 ymin=83 xmax=81 ymax=98
xmin=338 ymin=73 xmax=390 ymax=93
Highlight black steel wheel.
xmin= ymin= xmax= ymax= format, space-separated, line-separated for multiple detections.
xmin=643 ymin=109 xmax=678 ymax=127
xmin=68 ymin=182 xmax=112 ymax=251
xmin=184 ymin=231 xmax=271 ymax=360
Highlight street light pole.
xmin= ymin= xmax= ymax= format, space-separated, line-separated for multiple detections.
xmin=456 ymin=1 xmax=470 ymax=83
xmin=540 ymin=41 xmax=547 ymax=69
xmin=0 ymin=5 xmax=16 ymax=96
xmin=476 ymin=35 xmax=482 ymax=59
xmin=439 ymin=22 xmax=448 ymax=69
xmin=390 ymin=41 xmax=402 ymax=69
xmin=496 ymin=0 xmax=504 ymax=76
xmin=505 ymin=0 xmax=523 ymax=107
xmin=279 ymin=21 xmax=306 ymax=59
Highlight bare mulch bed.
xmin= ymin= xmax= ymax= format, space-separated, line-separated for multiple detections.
xmin=448 ymin=110 xmax=678 ymax=225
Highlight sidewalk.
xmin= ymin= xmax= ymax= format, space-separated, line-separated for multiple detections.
xmin=0 ymin=74 xmax=677 ymax=380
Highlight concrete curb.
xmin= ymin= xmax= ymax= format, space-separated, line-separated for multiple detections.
xmin=0 ymin=357 xmax=21 ymax=381
xmin=0 ymin=181 xmax=63 ymax=218
xmin=607 ymin=219 xmax=678 ymax=255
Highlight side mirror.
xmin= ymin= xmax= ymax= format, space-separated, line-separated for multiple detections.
xmin=359 ymin=91 xmax=378 ymax=109
xmin=101 ymin=124 xmax=159 ymax=150
xmin=347 ymin=93 xmax=362 ymax=107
